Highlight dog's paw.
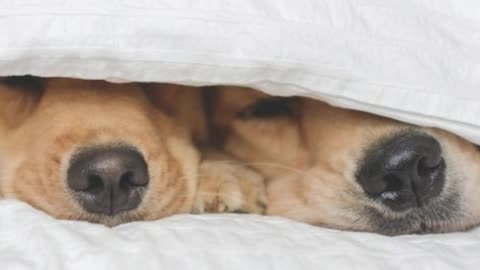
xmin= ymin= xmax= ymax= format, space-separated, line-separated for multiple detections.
xmin=192 ymin=160 xmax=267 ymax=214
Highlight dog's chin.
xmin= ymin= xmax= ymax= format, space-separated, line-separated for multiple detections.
xmin=359 ymin=193 xmax=464 ymax=235
xmin=63 ymin=211 xmax=148 ymax=227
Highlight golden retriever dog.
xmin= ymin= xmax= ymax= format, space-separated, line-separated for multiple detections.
xmin=0 ymin=76 xmax=265 ymax=226
xmin=4 ymin=76 xmax=478 ymax=235
xmin=207 ymin=86 xmax=480 ymax=235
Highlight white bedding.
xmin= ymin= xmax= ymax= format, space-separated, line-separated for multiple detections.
xmin=0 ymin=0 xmax=479 ymax=144
xmin=1 ymin=1 xmax=480 ymax=269
xmin=2 ymin=200 xmax=480 ymax=270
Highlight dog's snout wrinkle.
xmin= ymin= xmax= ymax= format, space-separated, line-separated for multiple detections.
xmin=357 ymin=133 xmax=446 ymax=212
xmin=67 ymin=146 xmax=149 ymax=216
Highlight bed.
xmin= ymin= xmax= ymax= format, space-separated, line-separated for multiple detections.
xmin=1 ymin=1 xmax=480 ymax=269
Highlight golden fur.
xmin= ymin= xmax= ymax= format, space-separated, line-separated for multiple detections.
xmin=0 ymin=77 xmax=267 ymax=226
xmin=3 ymin=76 xmax=480 ymax=235
xmin=208 ymin=86 xmax=480 ymax=235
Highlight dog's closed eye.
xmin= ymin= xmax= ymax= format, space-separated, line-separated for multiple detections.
xmin=3 ymin=75 xmax=44 ymax=91
xmin=236 ymin=97 xmax=296 ymax=119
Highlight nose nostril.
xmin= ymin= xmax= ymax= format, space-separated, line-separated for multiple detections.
xmin=376 ymin=175 xmax=403 ymax=200
xmin=85 ymin=175 xmax=105 ymax=194
xmin=119 ymin=171 xmax=134 ymax=191
xmin=417 ymin=156 xmax=444 ymax=179
xmin=384 ymin=175 xmax=403 ymax=193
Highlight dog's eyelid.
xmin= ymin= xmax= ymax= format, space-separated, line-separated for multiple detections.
xmin=2 ymin=75 xmax=44 ymax=92
xmin=236 ymin=97 xmax=295 ymax=119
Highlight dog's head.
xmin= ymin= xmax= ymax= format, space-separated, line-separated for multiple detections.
xmin=0 ymin=77 xmax=199 ymax=225
xmin=211 ymin=86 xmax=480 ymax=235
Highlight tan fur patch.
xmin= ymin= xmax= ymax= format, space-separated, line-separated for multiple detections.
xmin=209 ymin=86 xmax=480 ymax=234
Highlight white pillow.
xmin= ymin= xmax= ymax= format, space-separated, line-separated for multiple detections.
xmin=0 ymin=0 xmax=479 ymax=143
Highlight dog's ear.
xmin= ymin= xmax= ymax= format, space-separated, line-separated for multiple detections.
xmin=0 ymin=75 xmax=45 ymax=128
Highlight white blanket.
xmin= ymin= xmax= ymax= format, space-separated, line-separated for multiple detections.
xmin=1 ymin=200 xmax=479 ymax=270
xmin=1 ymin=1 xmax=480 ymax=269
xmin=0 ymin=0 xmax=479 ymax=143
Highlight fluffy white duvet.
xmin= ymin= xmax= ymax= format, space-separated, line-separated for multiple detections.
xmin=2 ymin=199 xmax=480 ymax=270
xmin=1 ymin=1 xmax=480 ymax=269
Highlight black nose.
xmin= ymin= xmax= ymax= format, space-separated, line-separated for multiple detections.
xmin=67 ymin=146 xmax=149 ymax=216
xmin=357 ymin=133 xmax=445 ymax=211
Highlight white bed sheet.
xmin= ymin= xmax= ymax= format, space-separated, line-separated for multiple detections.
xmin=0 ymin=0 xmax=479 ymax=143
xmin=1 ymin=200 xmax=479 ymax=270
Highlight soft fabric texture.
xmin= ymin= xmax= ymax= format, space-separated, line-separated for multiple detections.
xmin=1 ymin=1 xmax=480 ymax=269
xmin=0 ymin=0 xmax=479 ymax=144
xmin=1 ymin=200 xmax=479 ymax=270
